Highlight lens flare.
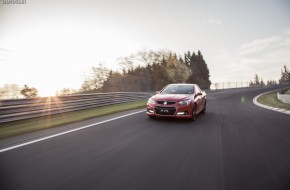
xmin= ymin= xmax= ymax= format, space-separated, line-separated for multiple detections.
xmin=241 ymin=96 xmax=245 ymax=104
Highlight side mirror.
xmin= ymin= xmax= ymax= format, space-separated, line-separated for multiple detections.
xmin=156 ymin=91 xmax=160 ymax=94
xmin=197 ymin=92 xmax=202 ymax=96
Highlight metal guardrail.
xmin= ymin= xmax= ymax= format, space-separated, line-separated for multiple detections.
xmin=0 ymin=92 xmax=152 ymax=124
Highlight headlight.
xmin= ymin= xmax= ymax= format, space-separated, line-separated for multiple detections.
xmin=147 ymin=98 xmax=155 ymax=104
xmin=178 ymin=99 xmax=191 ymax=106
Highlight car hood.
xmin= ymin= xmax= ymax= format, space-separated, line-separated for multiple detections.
xmin=152 ymin=94 xmax=191 ymax=101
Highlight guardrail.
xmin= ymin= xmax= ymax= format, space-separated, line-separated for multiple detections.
xmin=0 ymin=92 xmax=152 ymax=124
xmin=1 ymin=84 xmax=289 ymax=124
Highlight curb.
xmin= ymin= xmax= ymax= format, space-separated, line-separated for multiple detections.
xmin=253 ymin=90 xmax=290 ymax=115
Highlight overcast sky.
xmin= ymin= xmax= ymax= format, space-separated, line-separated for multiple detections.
xmin=0 ymin=0 xmax=289 ymax=95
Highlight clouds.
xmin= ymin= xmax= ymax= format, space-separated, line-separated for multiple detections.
xmin=211 ymin=29 xmax=290 ymax=82
xmin=239 ymin=30 xmax=290 ymax=64
xmin=239 ymin=36 xmax=289 ymax=56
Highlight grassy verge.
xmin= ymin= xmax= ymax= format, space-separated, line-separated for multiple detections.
xmin=0 ymin=100 xmax=147 ymax=139
xmin=257 ymin=92 xmax=290 ymax=110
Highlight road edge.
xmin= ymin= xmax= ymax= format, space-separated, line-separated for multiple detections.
xmin=0 ymin=109 xmax=146 ymax=153
xmin=253 ymin=90 xmax=290 ymax=115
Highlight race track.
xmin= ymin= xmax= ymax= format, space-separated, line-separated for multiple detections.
xmin=1 ymin=87 xmax=290 ymax=190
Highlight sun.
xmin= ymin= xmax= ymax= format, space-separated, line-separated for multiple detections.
xmin=39 ymin=87 xmax=57 ymax=97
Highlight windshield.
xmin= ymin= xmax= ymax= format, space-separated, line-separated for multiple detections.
xmin=161 ymin=85 xmax=194 ymax=94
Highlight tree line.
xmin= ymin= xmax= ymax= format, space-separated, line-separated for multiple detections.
xmin=249 ymin=65 xmax=290 ymax=87
xmin=80 ymin=49 xmax=211 ymax=93
xmin=0 ymin=84 xmax=38 ymax=99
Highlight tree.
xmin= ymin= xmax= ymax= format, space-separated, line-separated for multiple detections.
xmin=165 ymin=53 xmax=192 ymax=83
xmin=92 ymin=49 xmax=211 ymax=92
xmin=186 ymin=50 xmax=211 ymax=89
xmin=102 ymin=71 xmax=125 ymax=92
xmin=0 ymin=84 xmax=22 ymax=99
xmin=279 ymin=65 xmax=290 ymax=83
xmin=249 ymin=74 xmax=265 ymax=87
xmin=260 ymin=79 xmax=265 ymax=87
xmin=57 ymin=88 xmax=77 ymax=96
xmin=103 ymin=50 xmax=176 ymax=92
xmin=266 ymin=79 xmax=277 ymax=86
xmin=20 ymin=85 xmax=38 ymax=98
xmin=254 ymin=74 xmax=260 ymax=85
xmin=80 ymin=63 xmax=110 ymax=93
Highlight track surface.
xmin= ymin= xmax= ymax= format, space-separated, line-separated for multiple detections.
xmin=1 ymin=87 xmax=290 ymax=190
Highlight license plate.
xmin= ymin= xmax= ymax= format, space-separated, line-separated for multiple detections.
xmin=161 ymin=109 xmax=169 ymax=113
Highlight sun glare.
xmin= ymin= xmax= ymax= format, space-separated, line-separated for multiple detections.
xmin=39 ymin=88 xmax=57 ymax=97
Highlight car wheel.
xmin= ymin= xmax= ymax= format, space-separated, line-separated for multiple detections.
xmin=191 ymin=105 xmax=197 ymax=121
xmin=202 ymin=101 xmax=206 ymax=114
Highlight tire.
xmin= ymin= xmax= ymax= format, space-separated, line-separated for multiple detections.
xmin=201 ymin=101 xmax=206 ymax=114
xmin=191 ymin=105 xmax=197 ymax=121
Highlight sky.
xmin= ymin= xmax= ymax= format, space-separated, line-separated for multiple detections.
xmin=0 ymin=0 xmax=289 ymax=96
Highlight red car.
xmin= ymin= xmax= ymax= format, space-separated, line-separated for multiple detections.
xmin=147 ymin=84 xmax=206 ymax=121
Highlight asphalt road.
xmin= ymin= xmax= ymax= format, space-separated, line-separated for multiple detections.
xmin=1 ymin=87 xmax=290 ymax=190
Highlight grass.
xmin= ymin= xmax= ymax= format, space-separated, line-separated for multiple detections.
xmin=257 ymin=91 xmax=290 ymax=110
xmin=0 ymin=100 xmax=147 ymax=139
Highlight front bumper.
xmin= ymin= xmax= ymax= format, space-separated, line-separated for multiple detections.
xmin=146 ymin=104 xmax=192 ymax=118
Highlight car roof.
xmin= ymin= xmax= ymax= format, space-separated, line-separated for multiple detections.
xmin=167 ymin=83 xmax=196 ymax=86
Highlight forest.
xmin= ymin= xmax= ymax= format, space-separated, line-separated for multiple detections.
xmin=80 ymin=49 xmax=211 ymax=93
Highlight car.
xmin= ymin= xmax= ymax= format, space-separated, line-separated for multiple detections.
xmin=146 ymin=83 xmax=206 ymax=121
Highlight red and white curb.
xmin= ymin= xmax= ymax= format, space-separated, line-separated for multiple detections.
xmin=253 ymin=90 xmax=290 ymax=115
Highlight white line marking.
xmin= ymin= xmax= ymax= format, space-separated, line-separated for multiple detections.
xmin=0 ymin=110 xmax=146 ymax=153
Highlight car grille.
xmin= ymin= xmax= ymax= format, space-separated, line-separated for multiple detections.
xmin=156 ymin=101 xmax=176 ymax=105
xmin=154 ymin=106 xmax=176 ymax=115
